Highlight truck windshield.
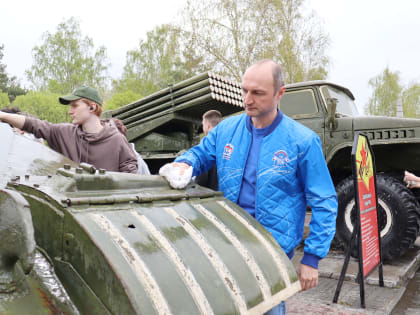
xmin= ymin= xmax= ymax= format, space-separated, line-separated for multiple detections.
xmin=320 ymin=85 xmax=360 ymax=117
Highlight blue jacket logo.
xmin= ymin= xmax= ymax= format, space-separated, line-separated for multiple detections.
xmin=223 ymin=143 xmax=234 ymax=160
xmin=273 ymin=150 xmax=289 ymax=167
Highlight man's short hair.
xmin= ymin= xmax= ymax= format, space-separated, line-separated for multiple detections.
xmin=253 ymin=59 xmax=285 ymax=93
xmin=203 ymin=110 xmax=222 ymax=128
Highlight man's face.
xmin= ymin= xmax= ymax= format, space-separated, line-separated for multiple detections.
xmin=68 ymin=99 xmax=91 ymax=125
xmin=241 ymin=63 xmax=284 ymax=120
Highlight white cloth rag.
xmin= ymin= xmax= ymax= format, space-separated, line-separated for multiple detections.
xmin=159 ymin=163 xmax=193 ymax=189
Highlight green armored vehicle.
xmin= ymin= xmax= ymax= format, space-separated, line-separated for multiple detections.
xmin=279 ymin=81 xmax=420 ymax=261
xmin=0 ymin=122 xmax=300 ymax=314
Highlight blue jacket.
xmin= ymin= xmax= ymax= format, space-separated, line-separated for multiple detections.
xmin=176 ymin=113 xmax=337 ymax=259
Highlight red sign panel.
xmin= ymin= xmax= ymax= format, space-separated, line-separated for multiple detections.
xmin=355 ymin=134 xmax=380 ymax=276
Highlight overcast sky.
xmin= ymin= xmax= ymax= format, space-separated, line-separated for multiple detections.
xmin=1 ymin=0 xmax=419 ymax=111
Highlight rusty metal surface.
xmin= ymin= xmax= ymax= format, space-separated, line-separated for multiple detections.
xmin=0 ymin=250 xmax=79 ymax=315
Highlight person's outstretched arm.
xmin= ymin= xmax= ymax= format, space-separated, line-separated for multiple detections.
xmin=404 ymin=171 xmax=420 ymax=188
xmin=0 ymin=112 xmax=25 ymax=129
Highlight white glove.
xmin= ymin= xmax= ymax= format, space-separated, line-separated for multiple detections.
xmin=159 ymin=163 xmax=193 ymax=189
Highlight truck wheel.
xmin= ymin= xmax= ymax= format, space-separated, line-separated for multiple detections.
xmin=335 ymin=174 xmax=420 ymax=261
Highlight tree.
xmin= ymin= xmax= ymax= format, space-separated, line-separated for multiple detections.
xmin=365 ymin=67 xmax=402 ymax=117
xmin=26 ymin=17 xmax=110 ymax=95
xmin=0 ymin=92 xmax=10 ymax=107
xmin=180 ymin=0 xmax=330 ymax=82
xmin=365 ymin=68 xmax=420 ymax=118
xmin=0 ymin=45 xmax=8 ymax=93
xmin=6 ymin=82 xmax=27 ymax=103
xmin=13 ymin=92 xmax=70 ymax=123
xmin=0 ymin=44 xmax=26 ymax=102
xmin=402 ymin=83 xmax=420 ymax=118
xmin=114 ymin=24 xmax=204 ymax=96
xmin=105 ymin=91 xmax=143 ymax=111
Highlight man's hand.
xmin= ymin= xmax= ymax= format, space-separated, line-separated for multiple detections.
xmin=171 ymin=162 xmax=191 ymax=175
xmin=404 ymin=170 xmax=420 ymax=188
xmin=297 ymin=263 xmax=318 ymax=291
xmin=159 ymin=162 xmax=193 ymax=189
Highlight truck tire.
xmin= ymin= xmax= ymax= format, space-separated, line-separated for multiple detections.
xmin=335 ymin=174 xmax=420 ymax=261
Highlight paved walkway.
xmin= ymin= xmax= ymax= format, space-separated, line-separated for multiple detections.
xmin=391 ymin=269 xmax=420 ymax=314
xmin=286 ymin=238 xmax=420 ymax=314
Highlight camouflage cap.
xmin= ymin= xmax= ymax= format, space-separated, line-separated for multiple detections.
xmin=59 ymin=86 xmax=103 ymax=106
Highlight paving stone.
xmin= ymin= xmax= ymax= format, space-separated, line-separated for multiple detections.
xmin=287 ymin=276 xmax=404 ymax=314
xmin=391 ymin=266 xmax=420 ymax=314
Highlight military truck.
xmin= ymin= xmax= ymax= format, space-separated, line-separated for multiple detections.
xmin=279 ymin=81 xmax=420 ymax=261
xmin=0 ymin=122 xmax=300 ymax=314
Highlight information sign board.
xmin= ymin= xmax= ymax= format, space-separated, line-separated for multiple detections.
xmin=333 ymin=132 xmax=384 ymax=308
xmin=355 ymin=134 xmax=380 ymax=276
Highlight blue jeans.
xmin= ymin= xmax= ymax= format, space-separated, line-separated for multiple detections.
xmin=264 ymin=301 xmax=286 ymax=315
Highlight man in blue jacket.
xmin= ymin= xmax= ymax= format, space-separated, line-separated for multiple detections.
xmin=160 ymin=59 xmax=337 ymax=314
